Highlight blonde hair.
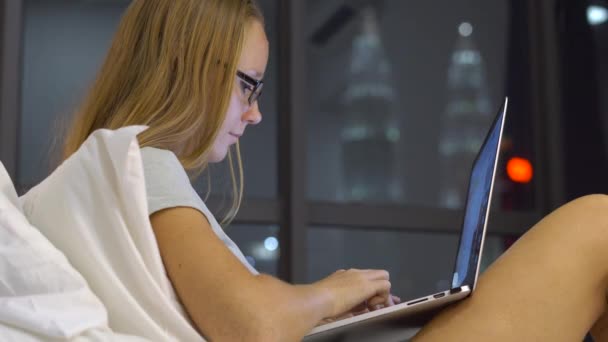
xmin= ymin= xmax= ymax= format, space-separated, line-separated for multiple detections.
xmin=62 ymin=0 xmax=264 ymax=225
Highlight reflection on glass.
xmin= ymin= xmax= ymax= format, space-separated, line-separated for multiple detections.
xmin=587 ymin=5 xmax=608 ymax=26
xmin=339 ymin=7 xmax=402 ymax=202
xmin=225 ymin=225 xmax=280 ymax=276
xmin=438 ymin=22 xmax=492 ymax=208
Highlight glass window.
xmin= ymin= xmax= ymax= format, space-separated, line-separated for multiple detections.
xmin=19 ymin=0 xmax=128 ymax=191
xmin=307 ymin=226 xmax=507 ymax=300
xmin=235 ymin=0 xmax=279 ymax=199
xmin=226 ymin=224 xmax=280 ymax=276
xmin=306 ymin=0 xmax=536 ymax=211
xmin=18 ymin=0 xmax=278 ymax=199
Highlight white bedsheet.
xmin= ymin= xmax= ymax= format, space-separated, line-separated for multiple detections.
xmin=17 ymin=126 xmax=203 ymax=341
xmin=1 ymin=161 xmax=147 ymax=341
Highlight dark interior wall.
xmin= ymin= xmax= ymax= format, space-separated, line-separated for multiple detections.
xmin=559 ymin=0 xmax=608 ymax=200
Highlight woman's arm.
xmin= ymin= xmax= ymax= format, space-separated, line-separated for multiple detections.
xmin=151 ymin=206 xmax=392 ymax=341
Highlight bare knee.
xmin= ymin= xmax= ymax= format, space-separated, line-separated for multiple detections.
xmin=551 ymin=194 xmax=608 ymax=274
xmin=560 ymin=194 xmax=608 ymax=232
xmin=553 ymin=194 xmax=608 ymax=221
xmin=523 ymin=194 xmax=608 ymax=271
xmin=567 ymin=194 xmax=608 ymax=209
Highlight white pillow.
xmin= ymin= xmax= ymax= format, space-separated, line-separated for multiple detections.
xmin=0 ymin=162 xmax=111 ymax=340
xmin=19 ymin=126 xmax=203 ymax=342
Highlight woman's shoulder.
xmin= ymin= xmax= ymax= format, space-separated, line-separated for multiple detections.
xmin=140 ymin=146 xmax=180 ymax=165
xmin=139 ymin=147 xmax=204 ymax=215
xmin=139 ymin=146 xmax=187 ymax=179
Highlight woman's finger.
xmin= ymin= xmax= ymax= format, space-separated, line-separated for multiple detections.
xmin=351 ymin=301 xmax=368 ymax=313
xmin=386 ymin=294 xmax=395 ymax=306
xmin=367 ymin=295 xmax=388 ymax=310
xmin=335 ymin=312 xmax=354 ymax=320
xmin=352 ymin=307 xmax=370 ymax=316
xmin=364 ymin=269 xmax=390 ymax=281
xmin=316 ymin=318 xmax=334 ymax=326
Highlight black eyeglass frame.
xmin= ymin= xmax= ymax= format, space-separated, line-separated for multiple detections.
xmin=236 ymin=70 xmax=264 ymax=106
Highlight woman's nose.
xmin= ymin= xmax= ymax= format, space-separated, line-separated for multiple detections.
xmin=242 ymin=102 xmax=262 ymax=125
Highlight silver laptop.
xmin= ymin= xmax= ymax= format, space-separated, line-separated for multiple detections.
xmin=304 ymin=97 xmax=509 ymax=341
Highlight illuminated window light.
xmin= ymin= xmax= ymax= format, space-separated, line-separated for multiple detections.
xmin=264 ymin=237 xmax=279 ymax=251
xmin=458 ymin=22 xmax=473 ymax=37
xmin=588 ymin=5 xmax=608 ymax=26
xmin=506 ymin=157 xmax=533 ymax=184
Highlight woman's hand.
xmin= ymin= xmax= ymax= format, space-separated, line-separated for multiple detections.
xmin=366 ymin=293 xmax=402 ymax=311
xmin=311 ymin=269 xmax=399 ymax=321
xmin=316 ymin=294 xmax=402 ymax=326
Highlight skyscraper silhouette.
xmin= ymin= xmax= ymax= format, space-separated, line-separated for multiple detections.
xmin=340 ymin=7 xmax=402 ymax=202
xmin=438 ymin=22 xmax=492 ymax=208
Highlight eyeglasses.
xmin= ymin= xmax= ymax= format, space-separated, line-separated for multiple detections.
xmin=236 ymin=70 xmax=264 ymax=106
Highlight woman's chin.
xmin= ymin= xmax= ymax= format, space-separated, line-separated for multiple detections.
xmin=207 ymin=149 xmax=228 ymax=163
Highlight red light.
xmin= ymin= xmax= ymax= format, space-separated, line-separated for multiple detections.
xmin=506 ymin=157 xmax=533 ymax=184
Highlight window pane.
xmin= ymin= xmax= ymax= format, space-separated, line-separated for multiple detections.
xmin=236 ymin=0 xmax=278 ymax=198
xmin=18 ymin=0 xmax=278 ymax=199
xmin=307 ymin=226 xmax=508 ymax=300
xmin=306 ymin=1 xmax=536 ymax=211
xmin=226 ymin=224 xmax=280 ymax=276
xmin=19 ymin=0 xmax=127 ymax=191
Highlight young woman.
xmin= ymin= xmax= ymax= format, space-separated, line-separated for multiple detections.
xmin=62 ymin=0 xmax=608 ymax=341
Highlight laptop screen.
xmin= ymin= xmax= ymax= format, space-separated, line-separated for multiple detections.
xmin=451 ymin=98 xmax=507 ymax=289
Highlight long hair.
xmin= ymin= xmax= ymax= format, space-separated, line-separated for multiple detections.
xmin=62 ymin=0 xmax=264 ymax=225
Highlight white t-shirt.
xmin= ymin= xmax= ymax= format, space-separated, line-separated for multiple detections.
xmin=140 ymin=146 xmax=258 ymax=275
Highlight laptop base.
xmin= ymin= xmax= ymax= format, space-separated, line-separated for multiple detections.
xmin=304 ymin=286 xmax=470 ymax=341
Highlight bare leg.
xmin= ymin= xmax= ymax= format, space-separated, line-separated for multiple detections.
xmin=413 ymin=194 xmax=608 ymax=342
xmin=591 ymin=310 xmax=608 ymax=341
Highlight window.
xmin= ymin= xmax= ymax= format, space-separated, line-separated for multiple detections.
xmin=1 ymin=0 xmax=570 ymax=289
xmin=306 ymin=0 xmax=537 ymax=212
xmin=227 ymin=224 xmax=280 ymax=276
